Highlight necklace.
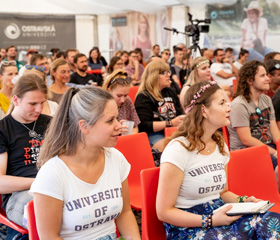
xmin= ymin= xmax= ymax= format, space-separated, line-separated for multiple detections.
xmin=206 ymin=141 xmax=215 ymax=153
xmin=20 ymin=121 xmax=38 ymax=138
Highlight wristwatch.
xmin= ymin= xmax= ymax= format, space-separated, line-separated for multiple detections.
xmin=166 ymin=119 xmax=172 ymax=127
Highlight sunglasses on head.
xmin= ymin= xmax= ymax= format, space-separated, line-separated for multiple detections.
xmin=0 ymin=61 xmax=16 ymax=68
xmin=25 ymin=65 xmax=45 ymax=73
xmin=255 ymin=107 xmax=264 ymax=125
xmin=108 ymin=76 xmax=132 ymax=88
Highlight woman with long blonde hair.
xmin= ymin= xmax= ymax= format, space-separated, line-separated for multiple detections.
xmin=179 ymin=56 xmax=211 ymax=107
xmin=135 ymin=61 xmax=183 ymax=151
xmin=132 ymin=14 xmax=152 ymax=60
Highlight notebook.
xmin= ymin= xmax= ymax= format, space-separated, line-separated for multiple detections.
xmin=213 ymin=201 xmax=275 ymax=216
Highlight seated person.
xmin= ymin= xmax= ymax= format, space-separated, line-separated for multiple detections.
xmin=180 ymin=57 xmax=211 ymax=108
xmin=103 ymin=69 xmax=140 ymax=134
xmin=70 ymin=53 xmax=99 ymax=86
xmin=22 ymin=65 xmax=58 ymax=116
xmin=210 ymin=49 xmax=239 ymax=98
xmin=0 ymin=61 xmax=18 ymax=118
xmin=264 ymin=59 xmax=280 ymax=98
xmin=124 ymin=50 xmax=144 ymax=86
xmin=157 ymin=81 xmax=280 ymax=239
xmin=227 ymin=60 xmax=280 ymax=171
xmin=135 ymin=61 xmax=184 ymax=152
xmin=49 ymin=59 xmax=70 ymax=104
xmin=0 ymin=74 xmax=51 ymax=237
xmin=30 ymin=87 xmax=141 ymax=240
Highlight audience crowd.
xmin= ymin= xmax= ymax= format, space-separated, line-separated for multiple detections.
xmin=1 ymin=32 xmax=280 ymax=239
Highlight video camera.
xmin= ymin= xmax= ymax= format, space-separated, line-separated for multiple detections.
xmin=185 ymin=13 xmax=211 ymax=43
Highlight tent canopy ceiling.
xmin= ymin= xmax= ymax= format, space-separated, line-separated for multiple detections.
xmin=2 ymin=0 xmax=237 ymax=15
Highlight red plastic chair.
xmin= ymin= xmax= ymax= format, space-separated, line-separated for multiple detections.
xmin=276 ymin=139 xmax=280 ymax=193
xmin=0 ymin=195 xmax=28 ymax=238
xmin=115 ymin=132 xmax=155 ymax=210
xmin=228 ymin=145 xmax=280 ymax=213
xmin=164 ymin=127 xmax=177 ymax=138
xmin=26 ymin=200 xmax=39 ymax=240
xmin=222 ymin=126 xmax=230 ymax=150
xmin=140 ymin=167 xmax=166 ymax=240
xmin=86 ymin=69 xmax=102 ymax=75
xmin=232 ymin=79 xmax=238 ymax=93
xmin=128 ymin=85 xmax=139 ymax=104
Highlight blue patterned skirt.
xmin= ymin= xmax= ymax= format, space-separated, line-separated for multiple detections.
xmin=164 ymin=198 xmax=280 ymax=240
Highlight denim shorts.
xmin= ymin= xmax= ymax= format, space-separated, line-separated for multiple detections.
xmin=148 ymin=132 xmax=165 ymax=147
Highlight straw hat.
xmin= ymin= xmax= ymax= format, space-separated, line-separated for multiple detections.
xmin=244 ymin=1 xmax=263 ymax=17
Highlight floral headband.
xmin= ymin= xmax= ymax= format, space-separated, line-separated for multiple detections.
xmin=185 ymin=81 xmax=217 ymax=114
xmin=196 ymin=60 xmax=209 ymax=69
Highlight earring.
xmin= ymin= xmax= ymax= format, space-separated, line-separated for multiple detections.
xmin=204 ymin=115 xmax=208 ymax=119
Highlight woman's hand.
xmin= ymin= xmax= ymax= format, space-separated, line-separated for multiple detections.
xmin=244 ymin=196 xmax=261 ymax=203
xmin=212 ymin=205 xmax=242 ymax=227
xmin=119 ymin=120 xmax=128 ymax=135
xmin=171 ymin=115 xmax=185 ymax=127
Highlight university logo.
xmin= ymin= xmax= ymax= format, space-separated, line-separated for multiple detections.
xmin=4 ymin=23 xmax=21 ymax=39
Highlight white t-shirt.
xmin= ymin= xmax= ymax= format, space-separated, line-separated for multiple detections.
xmin=30 ymin=148 xmax=130 ymax=240
xmin=210 ymin=63 xmax=235 ymax=86
xmin=233 ymin=61 xmax=243 ymax=70
xmin=242 ymin=18 xmax=268 ymax=46
xmin=46 ymin=100 xmax=58 ymax=116
xmin=161 ymin=136 xmax=229 ymax=209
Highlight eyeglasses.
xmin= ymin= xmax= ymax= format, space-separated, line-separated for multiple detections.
xmin=108 ymin=76 xmax=132 ymax=88
xmin=159 ymin=70 xmax=171 ymax=76
xmin=25 ymin=65 xmax=45 ymax=73
xmin=164 ymin=52 xmax=171 ymax=56
xmin=0 ymin=61 xmax=16 ymax=68
xmin=255 ymin=107 xmax=264 ymax=125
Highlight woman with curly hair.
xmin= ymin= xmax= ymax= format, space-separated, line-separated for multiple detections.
xmin=156 ymin=80 xmax=280 ymax=239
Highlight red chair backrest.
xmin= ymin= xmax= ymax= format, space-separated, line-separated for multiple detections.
xmin=141 ymin=168 xmax=166 ymax=240
xmin=115 ymin=132 xmax=155 ymax=209
xmin=164 ymin=127 xmax=177 ymax=138
xmin=86 ymin=69 xmax=102 ymax=75
xmin=276 ymin=139 xmax=280 ymax=193
xmin=128 ymin=86 xmax=139 ymax=104
xmin=228 ymin=145 xmax=280 ymax=213
xmin=232 ymin=79 xmax=237 ymax=93
xmin=222 ymin=126 xmax=230 ymax=150
xmin=0 ymin=195 xmax=28 ymax=235
xmin=27 ymin=200 xmax=39 ymax=240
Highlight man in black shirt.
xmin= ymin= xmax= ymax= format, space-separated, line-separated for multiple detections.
xmin=70 ymin=53 xmax=99 ymax=86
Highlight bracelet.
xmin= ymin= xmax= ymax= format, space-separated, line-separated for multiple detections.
xmin=202 ymin=214 xmax=213 ymax=229
xmin=273 ymin=151 xmax=278 ymax=158
xmin=166 ymin=119 xmax=171 ymax=127
xmin=237 ymin=195 xmax=248 ymax=203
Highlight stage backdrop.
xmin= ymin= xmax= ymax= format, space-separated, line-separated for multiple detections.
xmin=0 ymin=14 xmax=76 ymax=58
xmin=204 ymin=0 xmax=280 ymax=60
xmin=109 ymin=8 xmax=172 ymax=61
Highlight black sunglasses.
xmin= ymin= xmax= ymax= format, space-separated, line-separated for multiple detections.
xmin=108 ymin=76 xmax=132 ymax=88
xmin=255 ymin=107 xmax=264 ymax=125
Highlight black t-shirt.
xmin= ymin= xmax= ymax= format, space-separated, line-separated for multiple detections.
xmin=0 ymin=114 xmax=51 ymax=210
xmin=100 ymin=56 xmax=108 ymax=67
xmin=272 ymin=88 xmax=280 ymax=121
xmin=135 ymin=87 xmax=183 ymax=134
xmin=70 ymin=72 xmax=98 ymax=86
